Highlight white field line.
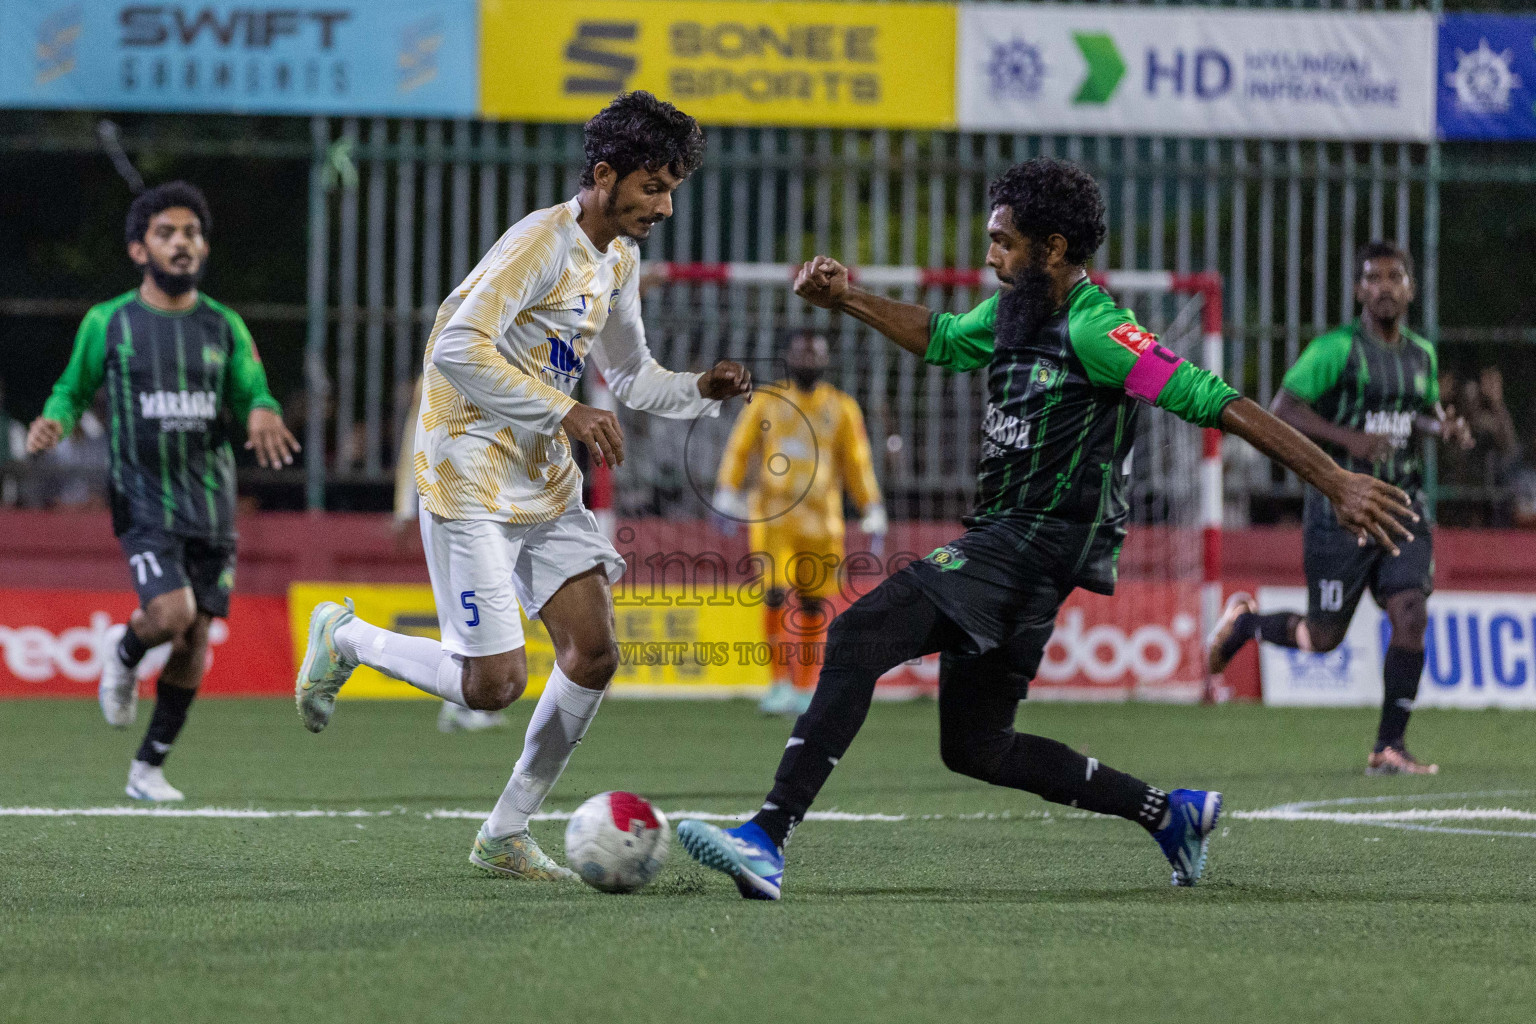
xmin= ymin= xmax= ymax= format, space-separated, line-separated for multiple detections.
xmin=0 ymin=806 xmax=1032 ymax=823
xmin=8 ymin=791 xmax=1536 ymax=840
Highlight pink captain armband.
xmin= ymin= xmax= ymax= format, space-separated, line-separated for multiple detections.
xmin=1123 ymin=341 xmax=1185 ymax=405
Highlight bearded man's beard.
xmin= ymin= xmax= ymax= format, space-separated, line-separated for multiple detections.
xmin=995 ymin=256 xmax=1056 ymax=349
xmin=789 ymin=366 xmax=824 ymax=390
xmin=141 ymin=257 xmax=203 ymax=297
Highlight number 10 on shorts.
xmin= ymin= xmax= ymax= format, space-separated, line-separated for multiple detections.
xmin=1318 ymin=580 xmax=1344 ymax=612
xmin=461 ymin=591 xmax=479 ymax=627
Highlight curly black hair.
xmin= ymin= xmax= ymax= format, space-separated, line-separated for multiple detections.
xmin=125 ymin=181 xmax=212 ymax=246
xmin=987 ymin=158 xmax=1106 ymax=266
xmin=1356 ymin=240 xmax=1414 ymax=282
xmin=581 ymin=91 xmax=705 ymax=189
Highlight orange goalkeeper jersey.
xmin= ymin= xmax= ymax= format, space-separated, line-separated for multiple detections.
xmin=717 ymin=380 xmax=880 ymax=539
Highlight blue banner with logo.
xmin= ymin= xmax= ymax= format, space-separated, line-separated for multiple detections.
xmin=1438 ymin=14 xmax=1536 ymax=140
xmin=0 ymin=1 xmax=476 ymax=116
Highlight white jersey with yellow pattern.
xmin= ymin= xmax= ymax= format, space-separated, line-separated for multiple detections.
xmin=415 ymin=197 xmax=718 ymax=524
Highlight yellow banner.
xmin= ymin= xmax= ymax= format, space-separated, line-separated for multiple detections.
xmin=480 ymin=0 xmax=956 ymax=128
xmin=288 ymin=583 xmax=770 ymax=700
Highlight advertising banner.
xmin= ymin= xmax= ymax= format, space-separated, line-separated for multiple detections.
xmin=1260 ymin=587 xmax=1536 ymax=709
xmin=1438 ymin=15 xmax=1536 ymax=141
xmin=479 ymin=0 xmax=956 ymax=128
xmin=0 ymin=0 xmax=477 ymax=116
xmin=0 ymin=589 xmax=291 ymax=698
xmin=958 ymin=6 xmax=1435 ymax=141
xmin=287 ymin=583 xmax=773 ymax=699
xmin=879 ymin=581 xmax=1205 ymax=702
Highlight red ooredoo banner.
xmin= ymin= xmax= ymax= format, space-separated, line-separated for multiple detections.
xmin=0 ymin=589 xmax=292 ymax=698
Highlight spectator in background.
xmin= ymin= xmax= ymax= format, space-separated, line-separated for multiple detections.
xmin=48 ymin=394 xmax=112 ymax=509
xmin=1463 ymin=367 xmax=1521 ymax=482
xmin=0 ymin=376 xmax=24 ymax=506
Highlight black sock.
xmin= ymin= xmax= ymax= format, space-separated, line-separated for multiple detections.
xmin=1376 ymin=646 xmax=1424 ymax=751
xmin=750 ymin=577 xmax=950 ymax=850
xmin=135 ymin=681 xmax=197 ymax=767
xmin=1256 ymin=612 xmax=1301 ymax=647
xmin=992 ymin=733 xmax=1168 ymax=831
xmin=1216 ymin=611 xmax=1259 ymax=663
xmin=118 ymin=624 xmax=150 ymax=668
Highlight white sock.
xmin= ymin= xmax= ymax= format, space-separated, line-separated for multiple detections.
xmin=484 ymin=665 xmax=605 ymax=837
xmin=334 ymin=617 xmax=467 ymax=707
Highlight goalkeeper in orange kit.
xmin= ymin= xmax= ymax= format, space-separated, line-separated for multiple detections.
xmin=714 ymin=331 xmax=886 ymax=715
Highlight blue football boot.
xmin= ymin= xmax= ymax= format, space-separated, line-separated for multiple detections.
xmin=1153 ymin=788 xmax=1223 ymax=887
xmin=677 ymin=819 xmax=784 ymax=900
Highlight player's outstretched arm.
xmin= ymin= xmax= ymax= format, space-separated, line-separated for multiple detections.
xmin=794 ymin=256 xmax=932 ymax=356
xmin=1221 ymin=397 xmax=1418 ymax=554
xmin=1271 ymin=389 xmax=1395 ymax=465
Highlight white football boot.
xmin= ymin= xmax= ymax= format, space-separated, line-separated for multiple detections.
xmin=98 ymin=623 xmax=139 ymax=728
xmin=125 ymin=760 xmax=184 ymax=802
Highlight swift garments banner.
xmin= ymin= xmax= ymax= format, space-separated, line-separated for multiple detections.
xmin=0 ymin=1 xmax=478 ymax=115
xmin=479 ymin=0 xmax=956 ymax=128
xmin=0 ymin=589 xmax=292 ymax=697
xmin=958 ymin=6 xmax=1435 ymax=141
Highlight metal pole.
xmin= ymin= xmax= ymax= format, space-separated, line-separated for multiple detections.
xmin=304 ymin=116 xmax=331 ymax=511
xmin=1423 ymin=140 xmax=1441 ymax=521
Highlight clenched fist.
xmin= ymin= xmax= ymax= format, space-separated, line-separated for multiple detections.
xmin=698 ymin=360 xmax=752 ymax=401
xmin=794 ymin=256 xmax=851 ymax=310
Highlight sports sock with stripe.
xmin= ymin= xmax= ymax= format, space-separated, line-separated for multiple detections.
xmin=484 ymin=665 xmax=604 ymax=838
xmin=135 ymin=680 xmax=196 ymax=767
xmin=1375 ymin=646 xmax=1424 ymax=751
xmin=334 ymin=617 xmax=467 ymax=707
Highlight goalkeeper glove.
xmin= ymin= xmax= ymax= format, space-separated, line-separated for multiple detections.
xmin=859 ymin=504 xmax=888 ymax=536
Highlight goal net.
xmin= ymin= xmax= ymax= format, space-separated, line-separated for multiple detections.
xmin=605 ymin=263 xmax=1223 ymax=702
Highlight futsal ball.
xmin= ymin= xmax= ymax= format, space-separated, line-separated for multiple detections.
xmin=564 ymin=791 xmax=670 ymax=893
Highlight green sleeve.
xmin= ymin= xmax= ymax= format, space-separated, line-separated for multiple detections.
xmin=1412 ymin=333 xmax=1440 ymax=408
xmin=1153 ymin=361 xmax=1242 ymax=428
xmin=1067 ymin=300 xmax=1238 ymax=428
xmin=40 ymin=305 xmax=110 ymax=434
xmin=216 ymin=304 xmax=282 ymax=422
xmin=1281 ymin=329 xmax=1352 ymax=404
xmin=923 ymin=293 xmax=998 ymax=372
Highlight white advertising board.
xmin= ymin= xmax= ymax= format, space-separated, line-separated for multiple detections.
xmin=1259 ymin=587 xmax=1536 ymax=709
xmin=959 ymin=6 xmax=1436 ymax=140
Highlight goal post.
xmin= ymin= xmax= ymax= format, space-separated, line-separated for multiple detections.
xmin=629 ymin=262 xmax=1226 ymax=702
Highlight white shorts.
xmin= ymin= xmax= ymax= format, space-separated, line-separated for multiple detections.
xmin=419 ymin=501 xmax=626 ymax=658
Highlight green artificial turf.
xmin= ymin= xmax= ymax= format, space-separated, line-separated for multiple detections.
xmin=2 ymin=698 xmax=1534 ymax=1024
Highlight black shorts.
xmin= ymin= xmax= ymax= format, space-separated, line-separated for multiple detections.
xmin=1303 ymin=509 xmax=1433 ymax=631
xmin=116 ymin=523 xmax=237 ymax=618
xmin=903 ymin=517 xmax=1076 ymax=696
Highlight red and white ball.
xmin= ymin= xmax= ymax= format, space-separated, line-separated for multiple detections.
xmin=564 ymin=791 xmax=670 ymax=893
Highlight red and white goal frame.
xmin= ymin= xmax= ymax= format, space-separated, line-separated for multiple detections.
xmin=640 ymin=262 xmax=1226 ymax=702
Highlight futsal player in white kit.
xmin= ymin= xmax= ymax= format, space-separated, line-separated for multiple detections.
xmin=295 ymin=92 xmax=751 ymax=878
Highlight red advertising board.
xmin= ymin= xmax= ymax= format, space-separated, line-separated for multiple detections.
xmin=0 ymin=589 xmax=292 ymax=698
xmin=877 ymin=581 xmax=1206 ymax=701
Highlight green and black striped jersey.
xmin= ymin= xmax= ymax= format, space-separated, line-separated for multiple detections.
xmin=1281 ymin=320 xmax=1437 ymax=503
xmin=41 ymin=290 xmax=280 ymax=541
xmin=926 ymin=280 xmax=1238 ymax=593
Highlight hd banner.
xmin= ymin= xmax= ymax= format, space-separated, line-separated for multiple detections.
xmin=1260 ymin=587 xmax=1536 ymax=710
xmin=0 ymin=0 xmax=477 ymax=116
xmin=958 ymin=6 xmax=1435 ymax=141
xmin=1438 ymin=15 xmax=1536 ymax=141
xmin=478 ymin=0 xmax=956 ymax=128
